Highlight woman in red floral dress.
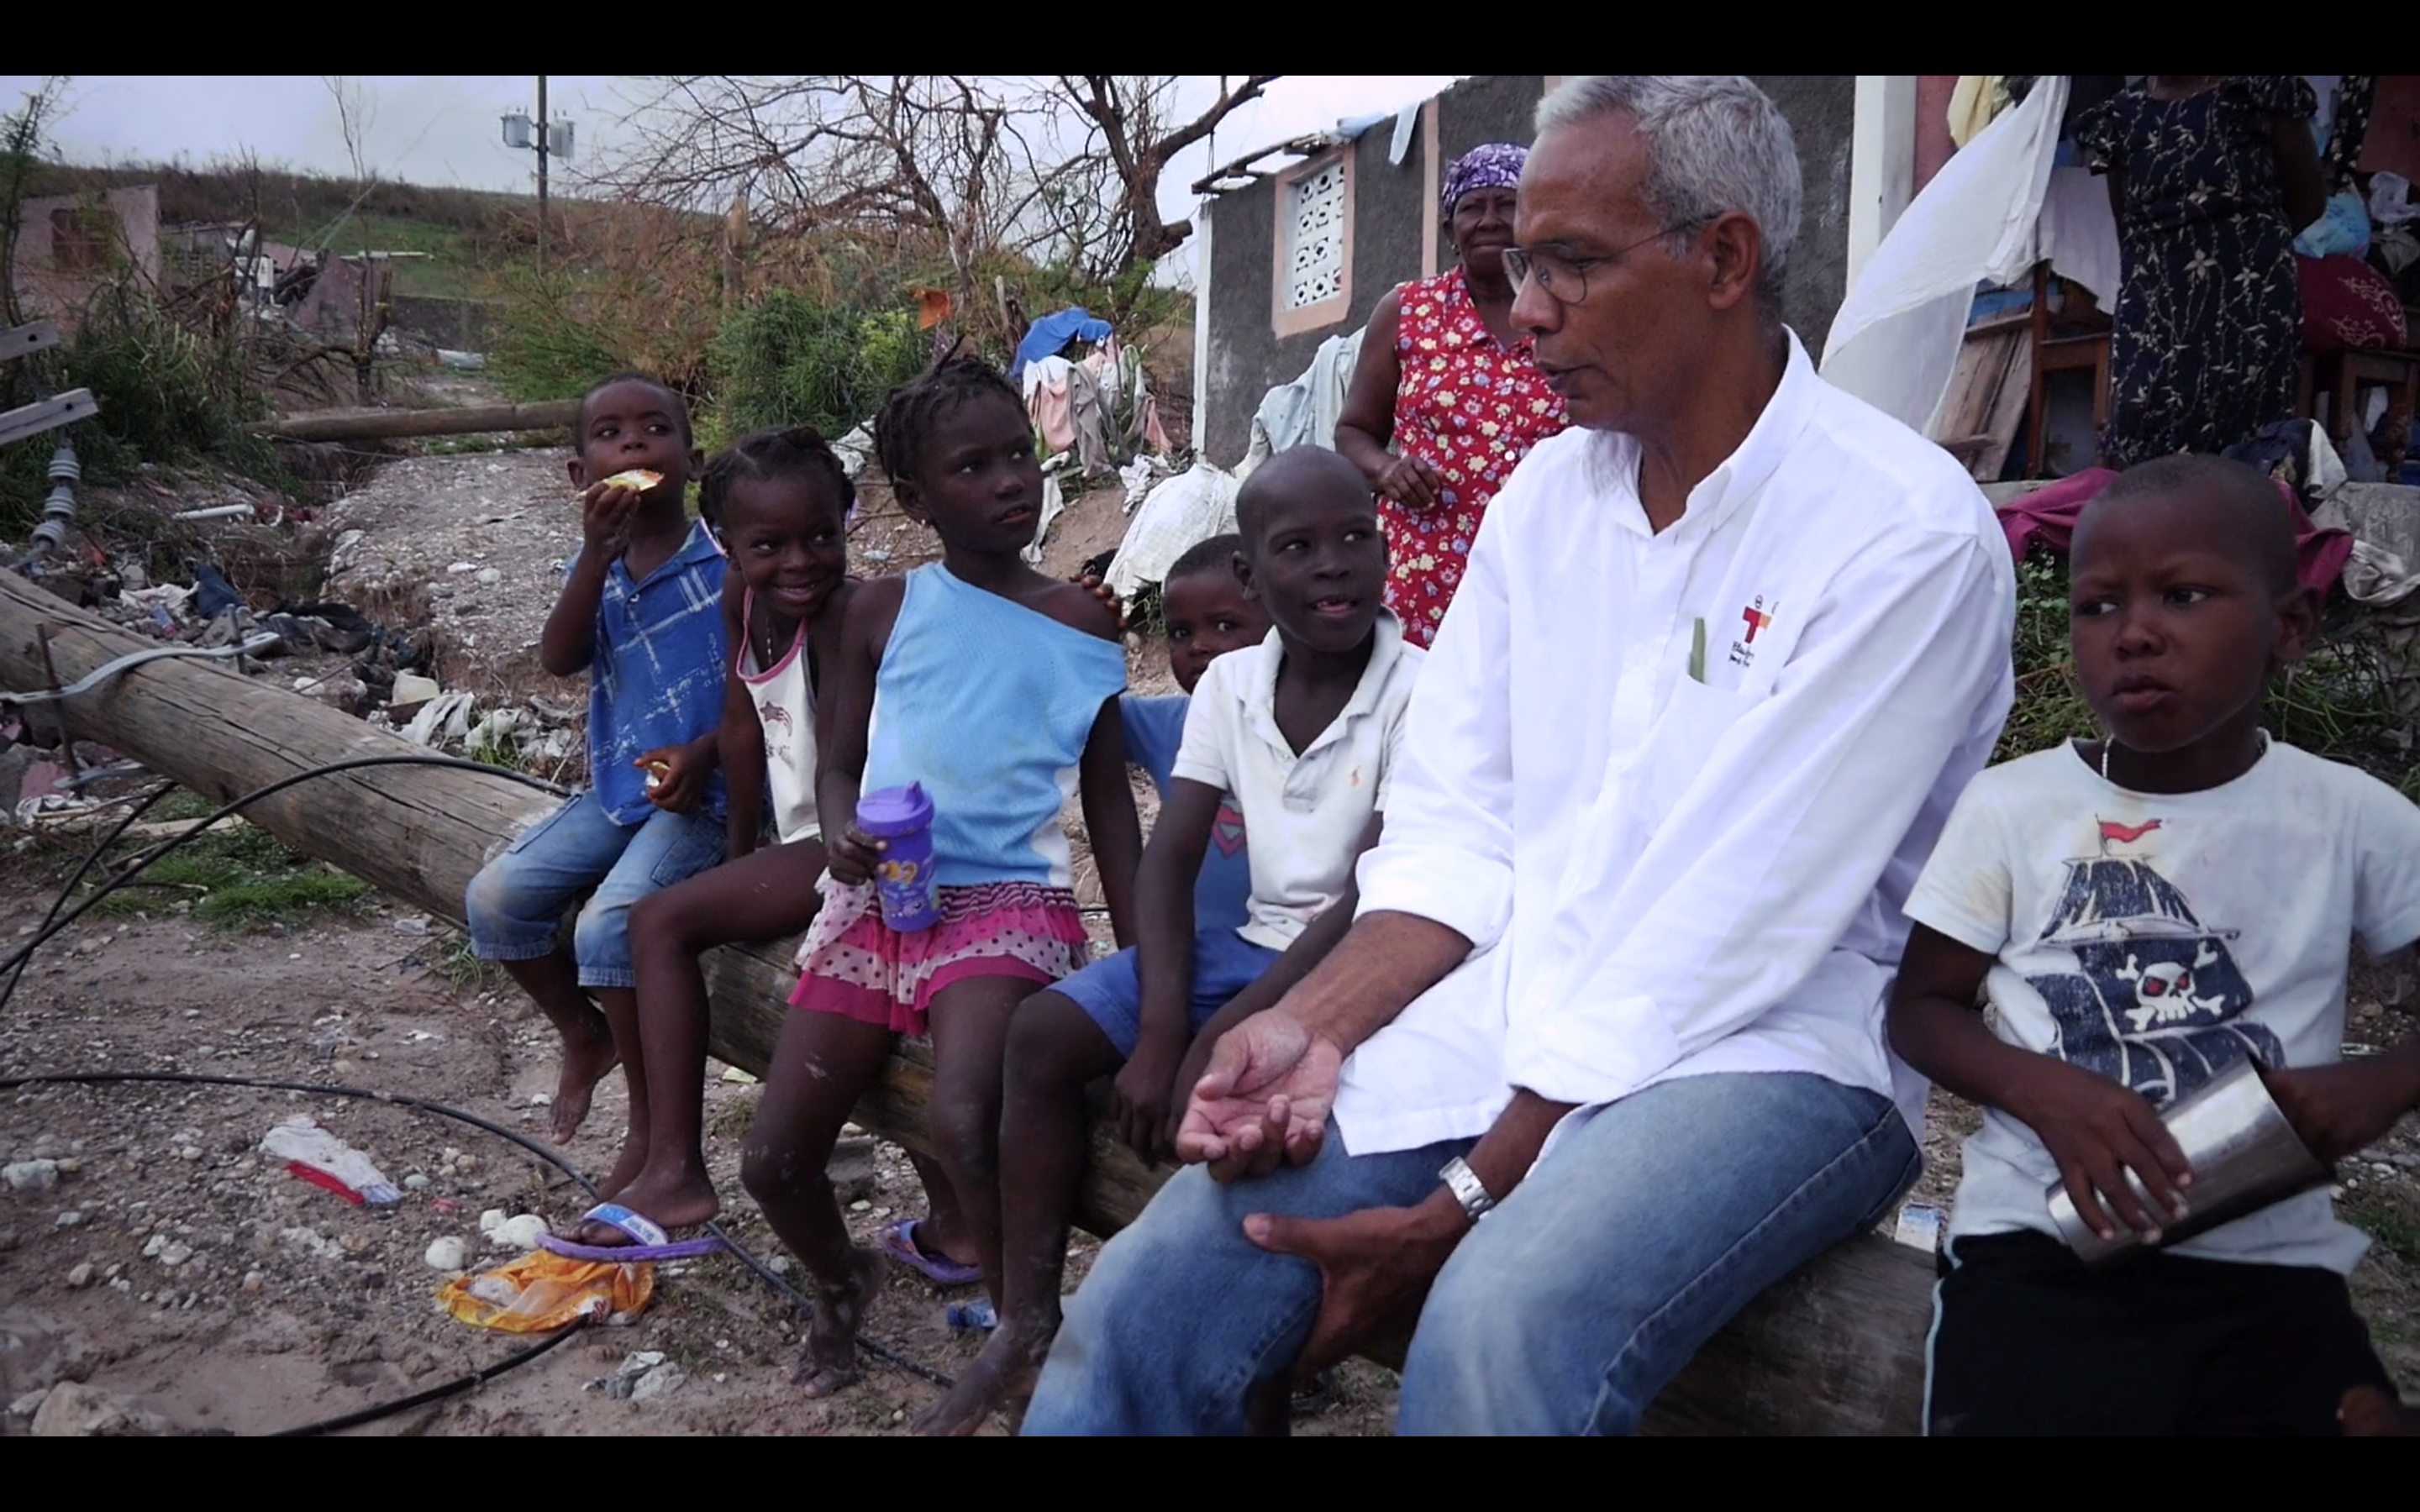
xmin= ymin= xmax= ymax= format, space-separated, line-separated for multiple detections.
xmin=1337 ymin=142 xmax=1570 ymax=648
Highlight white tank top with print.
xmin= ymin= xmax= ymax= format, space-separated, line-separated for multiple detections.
xmin=737 ymin=587 xmax=821 ymax=845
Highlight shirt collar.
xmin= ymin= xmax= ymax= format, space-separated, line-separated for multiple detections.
xmin=614 ymin=518 xmax=721 ymax=589
xmin=1592 ymin=325 xmax=1821 ymax=540
xmin=1251 ymin=610 xmax=1406 ymax=734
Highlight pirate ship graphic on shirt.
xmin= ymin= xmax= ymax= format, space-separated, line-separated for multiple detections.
xmin=2023 ymin=817 xmax=2283 ymax=1106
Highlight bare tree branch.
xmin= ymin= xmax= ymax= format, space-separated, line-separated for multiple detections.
xmin=586 ymin=73 xmax=1283 ymax=323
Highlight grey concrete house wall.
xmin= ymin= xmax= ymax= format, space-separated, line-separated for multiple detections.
xmin=1193 ymin=75 xmax=1855 ymax=467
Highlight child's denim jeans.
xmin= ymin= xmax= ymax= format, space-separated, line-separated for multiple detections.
xmin=464 ymin=790 xmax=725 ymax=989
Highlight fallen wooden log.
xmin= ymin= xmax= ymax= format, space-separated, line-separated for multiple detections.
xmin=0 ymin=570 xmax=1934 ymax=1434
xmin=251 ymin=400 xmax=579 ymax=444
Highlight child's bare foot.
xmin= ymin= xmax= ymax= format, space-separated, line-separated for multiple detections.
xmin=2341 ymin=1385 xmax=2420 ymax=1435
xmin=792 ymin=1247 xmax=885 ymax=1398
xmin=913 ymin=1317 xmax=1054 ymax=1436
xmin=572 ymin=1168 xmax=719 ymax=1247
xmin=593 ymin=1140 xmax=649 ymax=1205
xmin=550 ymin=1013 xmax=620 ymax=1144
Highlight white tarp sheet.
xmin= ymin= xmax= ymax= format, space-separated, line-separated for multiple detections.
xmin=1820 ymin=77 xmax=2122 ymax=438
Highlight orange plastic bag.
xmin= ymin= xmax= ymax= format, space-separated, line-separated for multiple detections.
xmin=437 ymin=1249 xmax=653 ymax=1333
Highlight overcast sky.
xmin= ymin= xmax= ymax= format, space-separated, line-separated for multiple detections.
xmin=0 ymin=75 xmax=1463 ymax=284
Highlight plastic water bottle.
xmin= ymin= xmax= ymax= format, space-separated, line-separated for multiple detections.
xmin=945 ymin=1299 xmax=997 ymax=1333
xmin=857 ymin=783 xmax=941 ymax=932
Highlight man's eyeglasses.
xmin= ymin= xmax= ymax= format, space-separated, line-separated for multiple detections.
xmin=1502 ymin=218 xmax=1708 ymax=307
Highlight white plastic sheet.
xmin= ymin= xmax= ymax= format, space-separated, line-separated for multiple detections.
xmin=1104 ymin=464 xmax=1241 ymax=600
xmin=1821 ymin=78 xmax=2120 ymax=439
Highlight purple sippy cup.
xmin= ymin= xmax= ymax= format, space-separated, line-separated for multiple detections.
xmin=858 ymin=783 xmax=941 ymax=932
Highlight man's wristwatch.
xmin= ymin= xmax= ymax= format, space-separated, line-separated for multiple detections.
xmin=1439 ymin=1156 xmax=1496 ymax=1224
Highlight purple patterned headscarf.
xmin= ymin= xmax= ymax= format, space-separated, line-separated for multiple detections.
xmin=1440 ymin=142 xmax=1528 ymax=220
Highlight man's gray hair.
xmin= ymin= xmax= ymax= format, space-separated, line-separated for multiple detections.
xmin=1535 ymin=76 xmax=1802 ymax=306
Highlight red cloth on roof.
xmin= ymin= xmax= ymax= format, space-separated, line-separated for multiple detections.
xmin=1995 ymin=467 xmax=2354 ymax=595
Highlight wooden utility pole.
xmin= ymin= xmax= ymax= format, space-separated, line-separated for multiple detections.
xmin=535 ymin=74 xmax=550 ymax=273
xmin=250 ymin=398 xmax=577 ymax=443
xmin=0 ymin=572 xmax=1938 ymax=1436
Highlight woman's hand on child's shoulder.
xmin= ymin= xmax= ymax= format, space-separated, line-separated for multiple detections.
xmin=1076 ymin=572 xmax=1127 ymax=634
xmin=1032 ymin=573 xmax=1124 ymax=641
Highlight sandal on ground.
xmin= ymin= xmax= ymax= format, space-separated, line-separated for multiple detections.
xmin=876 ymin=1217 xmax=981 ymax=1288
xmin=538 ymin=1201 xmax=727 ymax=1263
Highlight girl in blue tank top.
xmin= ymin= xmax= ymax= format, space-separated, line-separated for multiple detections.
xmin=740 ymin=357 xmax=1142 ymax=1398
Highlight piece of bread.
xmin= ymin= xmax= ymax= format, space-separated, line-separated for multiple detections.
xmin=602 ymin=468 xmax=663 ymax=492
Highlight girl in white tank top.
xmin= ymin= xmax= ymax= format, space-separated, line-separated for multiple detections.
xmin=735 ymin=583 xmax=820 ymax=844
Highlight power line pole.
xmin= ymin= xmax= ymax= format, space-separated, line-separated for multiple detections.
xmin=535 ymin=74 xmax=549 ymax=273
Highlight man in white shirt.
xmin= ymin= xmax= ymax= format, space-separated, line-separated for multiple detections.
xmin=1023 ymin=75 xmax=2018 ymax=1437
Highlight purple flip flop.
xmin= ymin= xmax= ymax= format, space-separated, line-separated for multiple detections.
xmin=876 ymin=1217 xmax=981 ymax=1287
xmin=539 ymin=1201 xmax=726 ymax=1263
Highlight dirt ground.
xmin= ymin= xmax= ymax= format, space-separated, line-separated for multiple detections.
xmin=0 ymin=437 xmax=1393 ymax=1438
xmin=4 ymin=438 xmax=2417 ymax=1436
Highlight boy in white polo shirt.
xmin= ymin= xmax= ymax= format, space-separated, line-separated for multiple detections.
xmin=921 ymin=446 xmax=1423 ymax=1436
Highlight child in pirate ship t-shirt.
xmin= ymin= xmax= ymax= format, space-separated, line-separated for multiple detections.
xmin=1886 ymin=456 xmax=2420 ymax=1436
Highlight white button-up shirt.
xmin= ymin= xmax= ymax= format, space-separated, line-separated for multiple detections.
xmin=1331 ymin=331 xmax=2017 ymax=1158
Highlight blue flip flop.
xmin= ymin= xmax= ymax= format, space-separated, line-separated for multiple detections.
xmin=877 ymin=1217 xmax=981 ymax=1288
xmin=539 ymin=1202 xmax=726 ymax=1263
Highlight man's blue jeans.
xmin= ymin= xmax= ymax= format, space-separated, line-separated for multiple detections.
xmin=1023 ymin=1070 xmax=1919 ymax=1436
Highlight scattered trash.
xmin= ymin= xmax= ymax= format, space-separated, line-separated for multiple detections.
xmin=1892 ymin=1203 xmax=1944 ymax=1253
xmin=191 ymin=562 xmax=242 ymax=620
xmin=172 ymin=503 xmax=255 ymax=522
xmin=478 ymin=1208 xmax=549 ymax=1252
xmin=402 ymin=691 xmax=476 ymax=748
xmin=424 ymin=1236 xmax=471 ymax=1273
xmin=438 ymin=1250 xmax=653 ymax=1333
xmin=597 ymin=1350 xmax=687 ymax=1404
xmin=259 ymin=1115 xmax=402 ymax=1206
xmin=946 ymin=1299 xmax=997 ymax=1333
xmin=718 ymin=1066 xmax=760 ymax=1085
xmin=386 ymin=672 xmax=442 ymax=718
xmin=1105 ymin=463 xmax=1241 ymax=601
xmin=598 ymin=1350 xmax=687 ymax=1402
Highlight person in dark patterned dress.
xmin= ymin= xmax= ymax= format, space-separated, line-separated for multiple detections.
xmin=2075 ymin=76 xmax=2328 ymax=466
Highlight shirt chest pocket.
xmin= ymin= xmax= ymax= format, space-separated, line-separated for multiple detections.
xmin=1639 ymin=677 xmax=1759 ymax=821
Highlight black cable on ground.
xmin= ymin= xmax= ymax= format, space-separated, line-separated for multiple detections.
xmin=0 ymin=781 xmax=175 ymax=1016
xmin=3 ymin=750 xmax=955 ymax=1430
xmin=0 ymin=752 xmax=569 ymax=995
xmin=272 ymin=1320 xmax=591 ymax=1438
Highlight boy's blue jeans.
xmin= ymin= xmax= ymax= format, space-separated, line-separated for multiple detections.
xmin=463 ymin=790 xmax=725 ymax=990
xmin=1023 ymin=1070 xmax=1919 ymax=1436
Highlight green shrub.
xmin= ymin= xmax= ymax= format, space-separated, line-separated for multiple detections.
xmin=0 ymin=282 xmax=292 ymax=536
xmin=485 ymin=267 xmax=626 ymax=404
xmin=707 ymin=291 xmax=929 ymax=445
